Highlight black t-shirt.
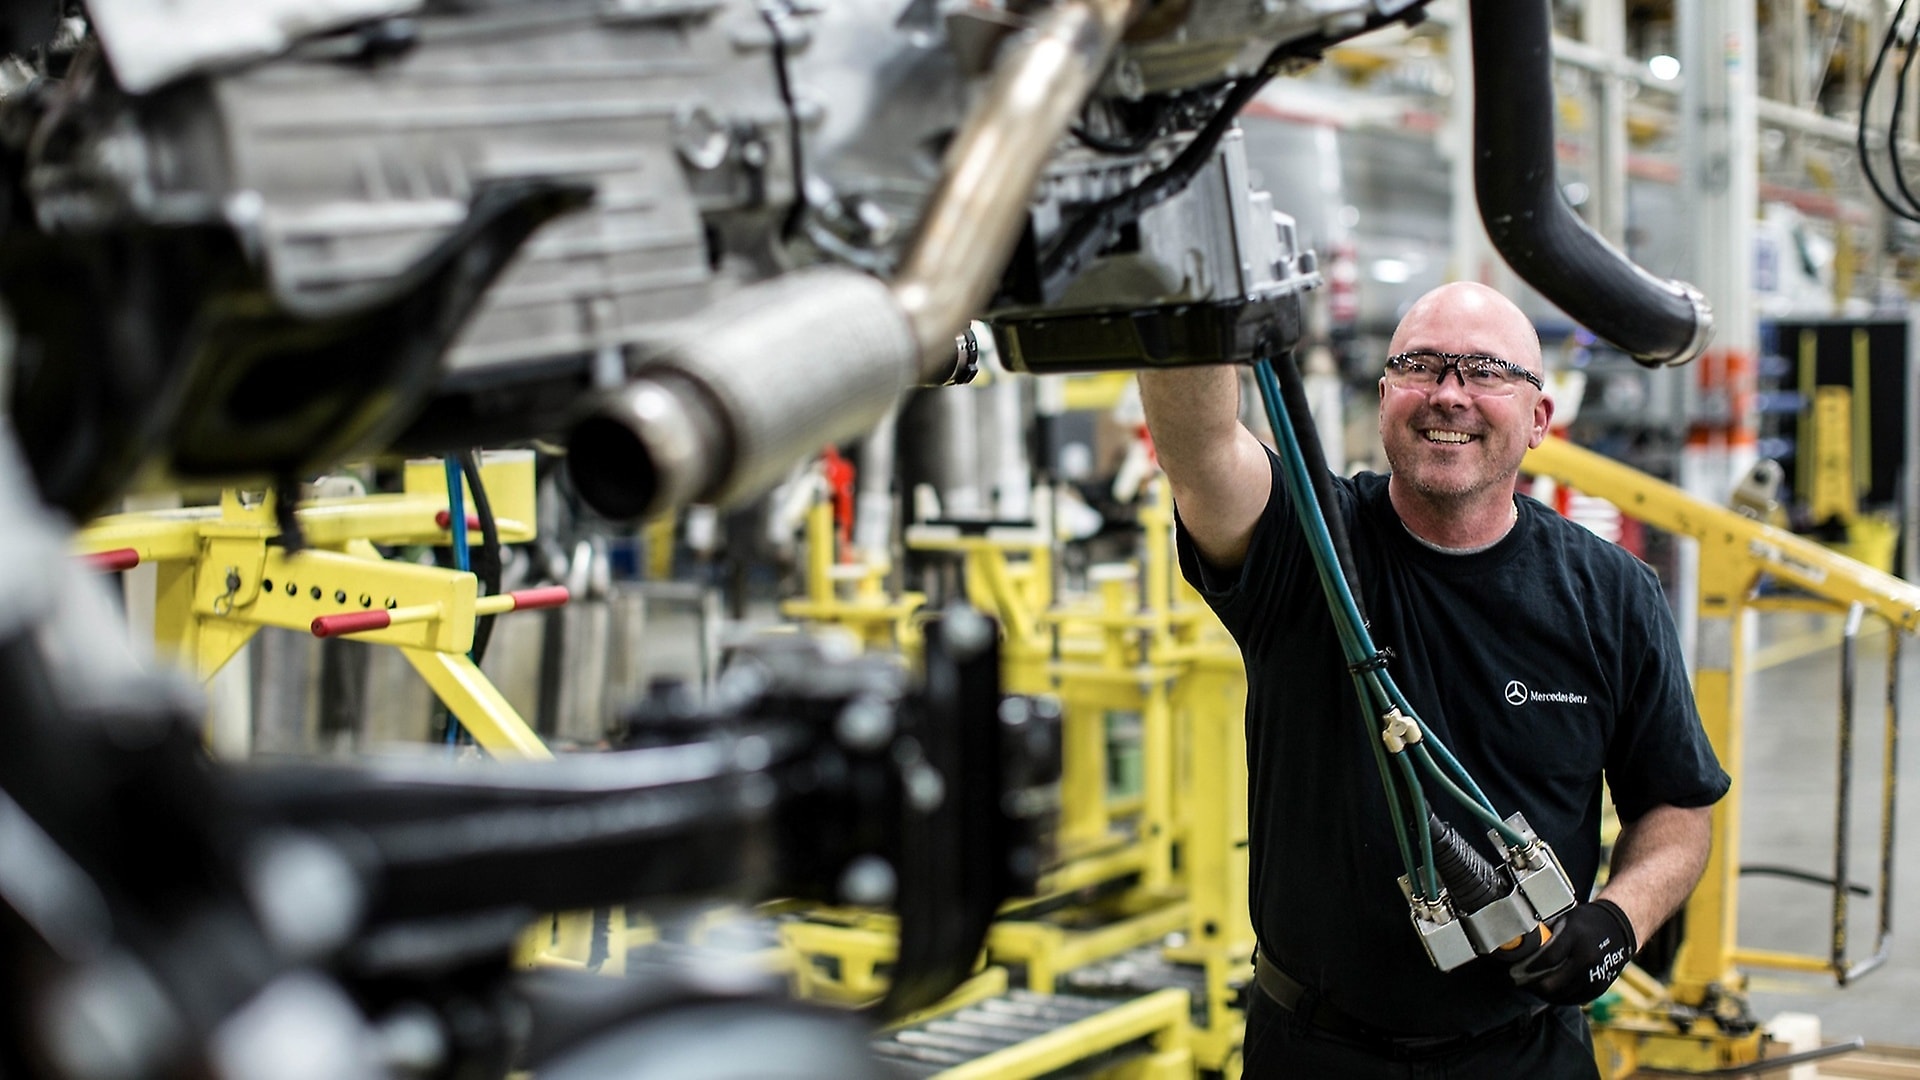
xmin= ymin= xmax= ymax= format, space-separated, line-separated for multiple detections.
xmin=1177 ymin=452 xmax=1730 ymax=1036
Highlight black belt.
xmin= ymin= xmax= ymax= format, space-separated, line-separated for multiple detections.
xmin=1252 ymin=949 xmax=1546 ymax=1060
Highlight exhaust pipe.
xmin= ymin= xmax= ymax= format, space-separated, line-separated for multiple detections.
xmin=1468 ymin=0 xmax=1712 ymax=368
xmin=564 ymin=269 xmax=920 ymax=522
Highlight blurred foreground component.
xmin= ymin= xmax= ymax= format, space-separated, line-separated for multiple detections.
xmin=0 ymin=407 xmax=1058 ymax=1074
xmin=0 ymin=436 xmax=1061 ymax=1080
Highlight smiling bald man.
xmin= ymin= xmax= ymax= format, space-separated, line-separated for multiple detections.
xmin=1138 ymin=282 xmax=1728 ymax=1078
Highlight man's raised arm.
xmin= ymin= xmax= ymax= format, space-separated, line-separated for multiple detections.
xmin=1137 ymin=367 xmax=1273 ymax=571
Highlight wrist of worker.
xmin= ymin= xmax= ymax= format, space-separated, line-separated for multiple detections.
xmin=1590 ymin=889 xmax=1649 ymax=946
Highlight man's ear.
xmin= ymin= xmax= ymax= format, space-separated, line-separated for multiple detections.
xmin=1530 ymin=393 xmax=1556 ymax=448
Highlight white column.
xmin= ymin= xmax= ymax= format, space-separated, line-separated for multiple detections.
xmin=1677 ymin=0 xmax=1760 ymax=665
xmin=1584 ymin=0 xmax=1630 ymax=247
xmin=1446 ymin=6 xmax=1511 ymax=290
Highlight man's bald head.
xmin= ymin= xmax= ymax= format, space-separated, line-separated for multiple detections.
xmin=1389 ymin=282 xmax=1544 ymax=378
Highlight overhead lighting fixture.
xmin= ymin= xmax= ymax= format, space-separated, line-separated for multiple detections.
xmin=1371 ymin=258 xmax=1411 ymax=284
xmin=1648 ymin=54 xmax=1681 ymax=81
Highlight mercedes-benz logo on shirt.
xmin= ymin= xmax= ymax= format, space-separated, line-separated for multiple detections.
xmin=1504 ymin=680 xmax=1529 ymax=706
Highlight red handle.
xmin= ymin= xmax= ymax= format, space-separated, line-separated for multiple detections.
xmin=434 ymin=511 xmax=483 ymax=530
xmin=85 ymin=548 xmax=141 ymax=572
xmin=311 ymin=610 xmax=393 ymax=638
xmin=506 ymin=586 xmax=570 ymax=611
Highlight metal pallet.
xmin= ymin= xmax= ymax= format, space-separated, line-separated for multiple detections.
xmin=872 ymin=988 xmax=1191 ymax=1079
xmin=1058 ymin=946 xmax=1220 ymax=1025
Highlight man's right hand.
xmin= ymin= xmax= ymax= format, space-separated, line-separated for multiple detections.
xmin=1507 ymin=899 xmax=1637 ymax=1006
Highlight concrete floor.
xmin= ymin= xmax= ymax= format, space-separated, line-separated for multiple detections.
xmin=1734 ymin=612 xmax=1920 ymax=1052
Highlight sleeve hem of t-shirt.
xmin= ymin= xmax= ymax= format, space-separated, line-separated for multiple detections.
xmin=1613 ymin=773 xmax=1731 ymax=823
xmin=1174 ymin=514 xmax=1246 ymax=596
xmin=1171 ymin=448 xmax=1285 ymax=615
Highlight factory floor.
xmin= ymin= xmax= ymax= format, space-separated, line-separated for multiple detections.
xmin=1735 ymin=609 xmax=1920 ymax=1055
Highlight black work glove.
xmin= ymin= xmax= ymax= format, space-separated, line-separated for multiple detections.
xmin=1508 ymin=898 xmax=1636 ymax=1006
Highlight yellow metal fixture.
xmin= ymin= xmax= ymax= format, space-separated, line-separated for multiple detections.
xmin=913 ymin=988 xmax=1194 ymax=1080
xmin=75 ymin=452 xmax=551 ymax=759
xmin=781 ymin=499 xmax=927 ymax=654
xmin=1523 ymin=436 xmax=1916 ymax=1073
xmin=789 ymin=478 xmax=1253 ymax=1072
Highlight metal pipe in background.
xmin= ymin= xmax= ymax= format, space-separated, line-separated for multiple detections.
xmin=982 ymin=333 xmax=1035 ymax=521
xmin=892 ymin=0 xmax=1144 ymax=382
xmin=853 ymin=404 xmax=901 ymax=566
xmin=1467 ymin=0 xmax=1713 ymax=368
xmin=564 ymin=0 xmax=1143 ymax=521
xmin=1872 ymin=628 xmax=1899 ymax=979
xmin=927 ymin=387 xmax=987 ymax=520
xmin=1834 ymin=602 xmax=1861 ymax=980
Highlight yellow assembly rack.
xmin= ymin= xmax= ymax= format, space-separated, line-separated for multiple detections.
xmin=1525 ymin=436 xmax=1910 ymax=1078
xmin=778 ymin=497 xmax=928 ymax=656
xmin=779 ymin=477 xmax=1255 ymax=1077
xmin=73 ymin=452 xmax=558 ymax=761
xmin=1003 ymin=483 xmax=1249 ymax=1076
xmin=71 ymin=453 xmax=694 ymax=977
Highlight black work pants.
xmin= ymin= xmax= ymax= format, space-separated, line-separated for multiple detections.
xmin=1240 ymin=980 xmax=1601 ymax=1079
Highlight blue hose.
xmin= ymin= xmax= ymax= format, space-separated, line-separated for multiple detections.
xmin=443 ymin=457 xmax=470 ymax=746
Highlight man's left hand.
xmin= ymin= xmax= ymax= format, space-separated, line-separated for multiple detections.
xmin=1509 ymin=899 xmax=1636 ymax=1006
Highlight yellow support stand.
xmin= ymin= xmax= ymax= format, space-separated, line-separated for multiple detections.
xmin=1809 ymin=386 xmax=1860 ymax=526
xmin=780 ymin=500 xmax=926 ymax=654
xmin=644 ymin=512 xmax=677 ymax=580
xmin=76 ymin=453 xmax=552 ymax=760
xmin=773 ymin=476 xmax=1254 ymax=1074
xmin=1802 ymin=384 xmax=1901 ymax=573
xmin=987 ymin=901 xmax=1193 ymax=995
xmin=906 ymin=521 xmax=1053 ymax=669
xmin=1163 ymin=647 xmax=1251 ymax=1074
xmin=1524 ymin=436 xmax=1920 ymax=1075
xmin=76 ymin=456 xmax=655 ymax=976
xmin=400 ymin=643 xmax=551 ymax=761
xmin=778 ymin=910 xmax=910 ymax=1004
xmin=923 ymin=480 xmax=1253 ymax=1072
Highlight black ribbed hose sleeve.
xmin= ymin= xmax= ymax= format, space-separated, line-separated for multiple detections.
xmin=1427 ymin=812 xmax=1508 ymax=914
xmin=458 ymin=450 xmax=503 ymax=665
xmin=1429 ymin=812 xmax=1552 ymax=962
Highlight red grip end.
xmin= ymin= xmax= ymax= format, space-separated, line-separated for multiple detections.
xmin=312 ymin=610 xmax=394 ymax=638
xmin=85 ymin=548 xmax=142 ymax=572
xmin=507 ymin=586 xmax=570 ymax=611
xmin=433 ymin=511 xmax=483 ymax=530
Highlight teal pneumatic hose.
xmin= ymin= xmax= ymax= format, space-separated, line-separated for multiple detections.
xmin=1250 ymin=354 xmax=1529 ymax=875
xmin=1257 ymin=356 xmax=1511 ymax=831
xmin=443 ymin=457 xmax=470 ymax=747
xmin=1251 ymin=358 xmax=1434 ymax=896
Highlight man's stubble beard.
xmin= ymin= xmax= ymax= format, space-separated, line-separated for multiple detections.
xmin=1382 ymin=438 xmax=1515 ymax=505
